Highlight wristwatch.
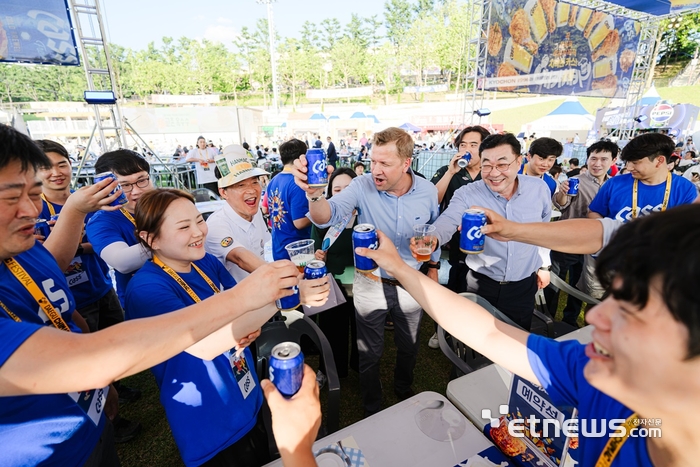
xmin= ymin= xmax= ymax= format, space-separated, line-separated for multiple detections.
xmin=306 ymin=193 xmax=323 ymax=203
xmin=427 ymin=262 xmax=441 ymax=269
xmin=539 ymin=266 xmax=551 ymax=271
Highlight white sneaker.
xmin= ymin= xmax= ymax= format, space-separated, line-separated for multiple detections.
xmin=428 ymin=332 xmax=439 ymax=349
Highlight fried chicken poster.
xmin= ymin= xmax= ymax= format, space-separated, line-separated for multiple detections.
xmin=483 ymin=0 xmax=641 ymax=98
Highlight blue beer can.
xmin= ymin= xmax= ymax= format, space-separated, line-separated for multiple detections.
xmin=306 ymin=149 xmax=328 ymax=188
xmin=459 ymin=209 xmax=487 ymax=254
xmin=34 ymin=219 xmax=51 ymax=239
xmin=94 ymin=171 xmax=129 ymax=206
xmin=276 ymin=284 xmax=300 ymax=312
xmin=352 ymin=224 xmax=378 ymax=272
xmin=457 ymin=152 xmax=472 ymax=169
xmin=303 ymin=260 xmax=327 ymax=280
xmin=567 ymin=177 xmax=580 ymax=196
xmin=269 ymin=342 xmax=304 ymax=398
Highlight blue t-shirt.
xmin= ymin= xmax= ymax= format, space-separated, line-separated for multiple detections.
xmin=589 ymin=173 xmax=697 ymax=222
xmin=0 ymin=243 xmax=105 ymax=467
xmin=41 ymin=199 xmax=113 ymax=309
xmin=266 ymin=172 xmax=312 ymax=260
xmin=125 ymin=254 xmax=262 ymax=467
xmin=520 ymin=164 xmax=558 ymax=196
xmin=86 ymin=209 xmax=139 ymax=306
xmin=527 ymin=335 xmax=653 ymax=467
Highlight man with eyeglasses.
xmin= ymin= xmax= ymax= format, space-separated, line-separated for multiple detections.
xmin=86 ymin=150 xmax=154 ymax=308
xmin=425 ymin=133 xmax=552 ymax=329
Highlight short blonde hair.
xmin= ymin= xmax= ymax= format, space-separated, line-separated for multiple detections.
xmin=372 ymin=127 xmax=414 ymax=161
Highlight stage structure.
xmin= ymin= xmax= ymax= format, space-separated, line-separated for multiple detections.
xmin=68 ymin=0 xmax=184 ymax=188
xmin=461 ymin=0 xmax=694 ymax=141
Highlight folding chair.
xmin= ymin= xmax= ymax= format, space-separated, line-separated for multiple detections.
xmin=253 ymin=311 xmax=340 ymax=456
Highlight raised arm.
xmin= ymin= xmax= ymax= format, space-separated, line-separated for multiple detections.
xmin=358 ymin=231 xmax=540 ymax=385
xmin=0 ymin=260 xmax=299 ymax=396
xmin=477 ymin=206 xmax=606 ymax=254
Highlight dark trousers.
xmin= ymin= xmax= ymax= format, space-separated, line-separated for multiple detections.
xmin=200 ymin=412 xmax=270 ymax=467
xmin=544 ymin=251 xmax=584 ymax=326
xmin=84 ymin=419 xmax=120 ymax=467
xmin=447 ymin=260 xmax=468 ymax=294
xmin=466 ymin=270 xmax=538 ymax=330
xmin=317 ymin=278 xmax=359 ymax=378
xmin=78 ymin=289 xmax=124 ymax=333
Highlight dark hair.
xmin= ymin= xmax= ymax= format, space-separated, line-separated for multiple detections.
xmin=353 ymin=161 xmax=365 ymax=170
xmin=135 ymin=188 xmax=195 ymax=251
xmin=196 ymin=136 xmax=205 ymax=143
xmin=569 ymin=158 xmax=579 ymax=167
xmin=0 ymin=125 xmax=50 ymax=172
xmin=620 ymin=133 xmax=674 ymax=163
xmin=242 ymin=142 xmax=250 ymax=150
xmin=596 ymin=204 xmax=700 ymax=357
xmin=549 ymin=165 xmax=562 ymax=177
xmin=34 ymin=139 xmax=71 ymax=161
xmin=373 ymin=127 xmax=414 ymax=160
xmin=453 ymin=125 xmax=490 ymax=146
xmin=587 ymin=140 xmax=620 ymax=159
xmin=279 ymin=138 xmax=308 ymax=165
xmin=479 ymin=133 xmax=521 ymax=157
xmin=95 ymin=149 xmax=150 ymax=176
xmin=327 ymin=167 xmax=357 ymax=199
xmin=529 ymin=137 xmax=563 ymax=158
xmin=686 ymin=151 xmax=696 ymax=158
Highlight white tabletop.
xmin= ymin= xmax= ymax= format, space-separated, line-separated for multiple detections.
xmin=446 ymin=326 xmax=593 ymax=429
xmin=264 ymin=391 xmax=503 ymax=467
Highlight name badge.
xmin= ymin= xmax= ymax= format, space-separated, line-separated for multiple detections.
xmin=65 ymin=256 xmax=89 ymax=287
xmin=68 ymin=385 xmax=109 ymax=426
xmin=227 ymin=350 xmax=255 ymax=399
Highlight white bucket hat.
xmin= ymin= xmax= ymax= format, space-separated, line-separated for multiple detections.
xmin=216 ymin=144 xmax=269 ymax=188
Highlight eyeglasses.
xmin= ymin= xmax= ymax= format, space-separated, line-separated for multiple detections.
xmin=119 ymin=176 xmax=151 ymax=192
xmin=481 ymin=159 xmax=517 ymax=174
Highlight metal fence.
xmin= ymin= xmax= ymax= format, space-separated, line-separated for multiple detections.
xmin=72 ymin=163 xmax=199 ymax=190
xmin=412 ymin=150 xmax=456 ymax=178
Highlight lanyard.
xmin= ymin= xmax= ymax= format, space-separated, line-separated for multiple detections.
xmin=2 ymin=258 xmax=71 ymax=332
xmin=595 ymin=413 xmax=639 ymax=467
xmin=40 ymin=194 xmax=57 ymax=217
xmin=152 ymin=255 xmax=219 ymax=302
xmin=632 ymin=173 xmax=672 ymax=219
xmin=0 ymin=300 xmax=21 ymax=322
xmin=120 ymin=208 xmax=136 ymax=226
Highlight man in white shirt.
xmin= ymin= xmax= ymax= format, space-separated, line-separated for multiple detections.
xmin=206 ymin=145 xmax=271 ymax=282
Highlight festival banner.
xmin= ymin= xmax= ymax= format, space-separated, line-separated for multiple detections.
xmin=0 ymin=0 xmax=79 ymax=66
xmin=483 ymin=0 xmax=641 ymax=98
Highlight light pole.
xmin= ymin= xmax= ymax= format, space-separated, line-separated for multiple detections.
xmin=256 ymin=0 xmax=280 ymax=113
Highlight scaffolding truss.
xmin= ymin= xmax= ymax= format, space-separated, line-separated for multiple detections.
xmin=461 ymin=0 xmax=493 ymax=126
xmin=69 ymin=0 xmax=126 ymax=152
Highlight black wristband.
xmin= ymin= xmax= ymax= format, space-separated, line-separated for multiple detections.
xmin=76 ymin=244 xmax=85 ymax=257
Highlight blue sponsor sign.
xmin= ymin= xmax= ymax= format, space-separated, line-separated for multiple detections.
xmin=0 ymin=0 xmax=79 ymax=66
xmin=483 ymin=0 xmax=641 ymax=98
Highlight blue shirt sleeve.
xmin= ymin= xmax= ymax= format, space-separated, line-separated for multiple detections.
xmin=318 ymin=176 xmax=362 ymax=228
xmin=526 ymin=334 xmax=587 ymax=408
xmin=433 ymin=184 xmax=469 ymax=246
xmin=207 ymin=253 xmax=237 ymax=289
xmin=675 ymin=175 xmax=699 ymax=204
xmin=0 ymin=319 xmax=43 ymax=368
xmin=86 ymin=212 xmax=131 ymax=256
xmin=288 ymin=184 xmax=310 ymax=222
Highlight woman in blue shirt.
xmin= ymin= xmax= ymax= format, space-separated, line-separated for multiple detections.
xmin=125 ymin=189 xmax=269 ymax=467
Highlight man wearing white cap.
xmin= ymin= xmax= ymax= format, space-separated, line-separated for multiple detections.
xmin=206 ymin=145 xmax=271 ymax=283
xmin=206 ymin=145 xmax=332 ymax=306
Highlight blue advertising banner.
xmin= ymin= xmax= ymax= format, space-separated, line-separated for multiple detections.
xmin=483 ymin=0 xmax=642 ymax=98
xmin=0 ymin=0 xmax=79 ymax=66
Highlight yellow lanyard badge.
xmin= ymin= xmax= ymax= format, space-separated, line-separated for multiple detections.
xmin=152 ymin=255 xmax=220 ymax=302
xmin=120 ymin=208 xmax=136 ymax=226
xmin=632 ymin=173 xmax=672 ymax=219
xmin=595 ymin=413 xmax=639 ymax=467
xmin=2 ymin=258 xmax=71 ymax=331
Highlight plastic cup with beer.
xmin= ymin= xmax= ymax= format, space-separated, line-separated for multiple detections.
xmin=285 ymin=239 xmax=316 ymax=273
xmin=412 ymin=224 xmax=437 ymax=262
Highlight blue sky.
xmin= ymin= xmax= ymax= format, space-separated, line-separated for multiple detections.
xmin=100 ymin=0 xmax=387 ymax=50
